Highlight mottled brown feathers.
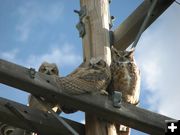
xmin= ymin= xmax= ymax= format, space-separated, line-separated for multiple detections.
xmin=110 ymin=46 xmax=140 ymax=104
xmin=55 ymin=59 xmax=111 ymax=95
xmin=109 ymin=46 xmax=141 ymax=135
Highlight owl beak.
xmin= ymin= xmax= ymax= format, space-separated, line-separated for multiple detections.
xmin=93 ymin=65 xmax=99 ymax=69
xmin=46 ymin=70 xmax=51 ymax=75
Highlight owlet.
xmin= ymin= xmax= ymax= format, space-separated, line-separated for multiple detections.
xmin=28 ymin=62 xmax=61 ymax=114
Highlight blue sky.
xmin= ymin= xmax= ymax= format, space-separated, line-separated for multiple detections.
xmin=0 ymin=1 xmax=180 ymax=135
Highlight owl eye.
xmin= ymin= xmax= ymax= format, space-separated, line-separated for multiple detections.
xmin=97 ymin=60 xmax=106 ymax=67
xmin=41 ymin=67 xmax=46 ymax=72
xmin=51 ymin=69 xmax=56 ymax=72
xmin=124 ymin=55 xmax=129 ymax=58
xmin=51 ymin=68 xmax=58 ymax=75
xmin=97 ymin=61 xmax=101 ymax=65
xmin=124 ymin=52 xmax=131 ymax=58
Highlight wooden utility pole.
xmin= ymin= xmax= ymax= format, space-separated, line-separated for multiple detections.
xmin=79 ymin=0 xmax=111 ymax=66
xmin=79 ymin=0 xmax=114 ymax=134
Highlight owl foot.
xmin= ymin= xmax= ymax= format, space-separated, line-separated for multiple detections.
xmin=100 ymin=90 xmax=109 ymax=95
xmin=133 ymin=100 xmax=140 ymax=106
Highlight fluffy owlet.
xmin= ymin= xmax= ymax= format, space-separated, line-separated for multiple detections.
xmin=28 ymin=62 xmax=61 ymax=113
xmin=54 ymin=58 xmax=111 ymax=95
xmin=109 ymin=46 xmax=141 ymax=135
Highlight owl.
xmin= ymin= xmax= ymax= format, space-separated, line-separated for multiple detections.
xmin=54 ymin=58 xmax=111 ymax=95
xmin=28 ymin=62 xmax=61 ymax=113
xmin=27 ymin=62 xmax=61 ymax=135
xmin=109 ymin=46 xmax=141 ymax=135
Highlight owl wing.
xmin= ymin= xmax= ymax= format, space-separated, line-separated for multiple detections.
xmin=55 ymin=68 xmax=110 ymax=95
xmin=79 ymin=69 xmax=109 ymax=81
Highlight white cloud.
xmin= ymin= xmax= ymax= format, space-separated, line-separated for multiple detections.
xmin=26 ymin=43 xmax=82 ymax=70
xmin=0 ymin=49 xmax=19 ymax=61
xmin=0 ymin=43 xmax=82 ymax=73
xmin=16 ymin=1 xmax=64 ymax=42
xmin=136 ymin=3 xmax=180 ymax=119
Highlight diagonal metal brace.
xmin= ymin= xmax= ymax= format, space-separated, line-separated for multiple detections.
xmin=74 ymin=6 xmax=86 ymax=38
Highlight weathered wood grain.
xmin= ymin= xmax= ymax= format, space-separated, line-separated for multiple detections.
xmin=112 ymin=0 xmax=175 ymax=50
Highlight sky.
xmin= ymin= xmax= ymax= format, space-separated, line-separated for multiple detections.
xmin=0 ymin=0 xmax=180 ymax=135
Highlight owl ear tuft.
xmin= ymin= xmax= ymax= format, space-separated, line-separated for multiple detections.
xmin=111 ymin=46 xmax=118 ymax=53
xmin=126 ymin=48 xmax=135 ymax=57
xmin=124 ymin=49 xmax=134 ymax=58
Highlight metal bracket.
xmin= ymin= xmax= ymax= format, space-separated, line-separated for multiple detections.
xmin=74 ymin=6 xmax=86 ymax=20
xmin=76 ymin=21 xmax=86 ymax=38
xmin=112 ymin=91 xmax=122 ymax=108
xmin=29 ymin=68 xmax=36 ymax=79
xmin=109 ymin=30 xmax=114 ymax=46
xmin=109 ymin=16 xmax=115 ymax=29
xmin=74 ymin=6 xmax=86 ymax=38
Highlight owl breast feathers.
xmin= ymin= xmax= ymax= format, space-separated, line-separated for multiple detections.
xmin=110 ymin=46 xmax=141 ymax=105
xmin=110 ymin=46 xmax=141 ymax=134
xmin=54 ymin=59 xmax=111 ymax=95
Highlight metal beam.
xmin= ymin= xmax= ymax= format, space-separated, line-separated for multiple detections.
xmin=0 ymin=59 xmax=175 ymax=135
xmin=112 ymin=0 xmax=175 ymax=50
xmin=0 ymin=97 xmax=85 ymax=135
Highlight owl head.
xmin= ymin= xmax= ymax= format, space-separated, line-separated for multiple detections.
xmin=90 ymin=57 xmax=107 ymax=69
xmin=38 ymin=62 xmax=59 ymax=75
xmin=111 ymin=46 xmax=135 ymax=63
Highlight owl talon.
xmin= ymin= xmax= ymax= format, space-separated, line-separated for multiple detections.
xmin=100 ymin=90 xmax=108 ymax=95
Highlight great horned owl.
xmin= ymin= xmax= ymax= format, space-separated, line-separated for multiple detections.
xmin=28 ymin=62 xmax=61 ymax=113
xmin=109 ymin=46 xmax=141 ymax=135
xmin=54 ymin=58 xmax=111 ymax=95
